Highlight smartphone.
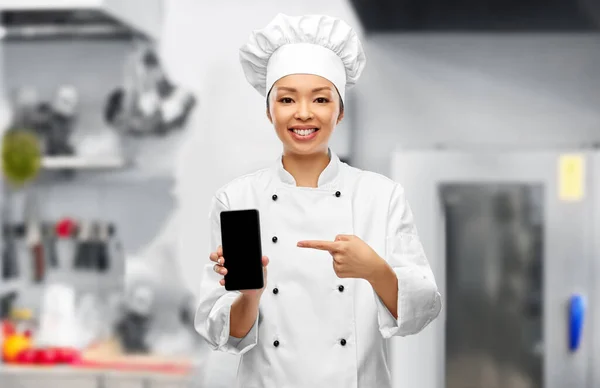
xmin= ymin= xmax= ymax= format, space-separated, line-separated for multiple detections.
xmin=220 ymin=209 xmax=264 ymax=291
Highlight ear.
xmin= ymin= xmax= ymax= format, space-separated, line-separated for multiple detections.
xmin=336 ymin=109 xmax=344 ymax=125
xmin=266 ymin=108 xmax=273 ymax=123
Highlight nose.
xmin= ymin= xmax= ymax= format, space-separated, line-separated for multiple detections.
xmin=294 ymin=100 xmax=313 ymax=121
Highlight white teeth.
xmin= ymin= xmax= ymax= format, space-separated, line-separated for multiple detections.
xmin=292 ymin=128 xmax=317 ymax=136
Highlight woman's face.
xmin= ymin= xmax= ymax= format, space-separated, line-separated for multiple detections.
xmin=267 ymin=74 xmax=343 ymax=156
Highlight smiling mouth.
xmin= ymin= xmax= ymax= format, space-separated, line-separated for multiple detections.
xmin=289 ymin=128 xmax=319 ymax=136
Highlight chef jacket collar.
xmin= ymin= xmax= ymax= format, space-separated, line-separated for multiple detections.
xmin=276 ymin=148 xmax=340 ymax=188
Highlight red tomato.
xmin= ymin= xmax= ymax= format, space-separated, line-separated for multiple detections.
xmin=35 ymin=348 xmax=59 ymax=365
xmin=57 ymin=348 xmax=81 ymax=364
xmin=33 ymin=348 xmax=47 ymax=364
xmin=15 ymin=348 xmax=36 ymax=364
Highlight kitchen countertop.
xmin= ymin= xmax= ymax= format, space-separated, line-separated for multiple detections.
xmin=0 ymin=339 xmax=197 ymax=388
xmin=0 ymin=368 xmax=194 ymax=388
xmin=2 ymin=338 xmax=194 ymax=373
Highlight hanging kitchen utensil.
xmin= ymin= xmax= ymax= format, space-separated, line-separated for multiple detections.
xmin=97 ymin=221 xmax=110 ymax=272
xmin=30 ymin=239 xmax=44 ymax=283
xmin=74 ymin=220 xmax=92 ymax=270
xmin=43 ymin=223 xmax=59 ymax=268
xmin=1 ymin=226 xmax=18 ymax=279
xmin=24 ymin=191 xmax=45 ymax=283
xmin=89 ymin=221 xmax=102 ymax=271
xmin=55 ymin=217 xmax=76 ymax=269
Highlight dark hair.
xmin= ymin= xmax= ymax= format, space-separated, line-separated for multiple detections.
xmin=266 ymin=90 xmax=344 ymax=113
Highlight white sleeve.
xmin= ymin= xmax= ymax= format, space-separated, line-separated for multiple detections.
xmin=374 ymin=184 xmax=442 ymax=338
xmin=193 ymin=194 xmax=259 ymax=354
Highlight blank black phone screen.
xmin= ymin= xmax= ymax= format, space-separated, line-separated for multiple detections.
xmin=220 ymin=209 xmax=264 ymax=291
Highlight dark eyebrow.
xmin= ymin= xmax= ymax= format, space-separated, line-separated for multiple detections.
xmin=276 ymin=86 xmax=333 ymax=93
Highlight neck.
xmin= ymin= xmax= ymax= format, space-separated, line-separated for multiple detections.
xmin=282 ymin=149 xmax=330 ymax=188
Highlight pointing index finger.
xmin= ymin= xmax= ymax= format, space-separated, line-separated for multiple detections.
xmin=297 ymin=240 xmax=337 ymax=251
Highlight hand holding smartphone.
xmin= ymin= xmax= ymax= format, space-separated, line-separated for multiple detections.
xmin=212 ymin=209 xmax=266 ymax=291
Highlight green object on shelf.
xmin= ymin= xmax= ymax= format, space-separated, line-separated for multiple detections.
xmin=1 ymin=129 xmax=42 ymax=186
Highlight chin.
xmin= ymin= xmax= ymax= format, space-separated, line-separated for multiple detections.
xmin=284 ymin=144 xmax=327 ymax=156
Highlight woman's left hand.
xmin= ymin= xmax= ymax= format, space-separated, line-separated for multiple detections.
xmin=297 ymin=235 xmax=385 ymax=282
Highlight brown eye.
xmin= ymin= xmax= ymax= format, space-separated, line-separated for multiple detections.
xmin=315 ymin=98 xmax=329 ymax=103
xmin=280 ymin=98 xmax=293 ymax=104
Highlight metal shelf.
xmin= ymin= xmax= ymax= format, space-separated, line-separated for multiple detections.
xmin=41 ymin=156 xmax=129 ymax=171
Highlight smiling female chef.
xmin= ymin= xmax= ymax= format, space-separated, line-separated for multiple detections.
xmin=194 ymin=13 xmax=442 ymax=388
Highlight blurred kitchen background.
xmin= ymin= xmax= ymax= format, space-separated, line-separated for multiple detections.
xmin=0 ymin=0 xmax=599 ymax=388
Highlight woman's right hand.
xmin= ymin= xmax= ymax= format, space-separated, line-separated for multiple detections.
xmin=210 ymin=245 xmax=269 ymax=297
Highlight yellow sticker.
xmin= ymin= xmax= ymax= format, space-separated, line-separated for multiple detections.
xmin=559 ymin=154 xmax=585 ymax=201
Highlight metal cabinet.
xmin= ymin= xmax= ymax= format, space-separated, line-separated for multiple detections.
xmin=388 ymin=149 xmax=598 ymax=388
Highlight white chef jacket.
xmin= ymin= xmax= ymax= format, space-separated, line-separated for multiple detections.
xmin=194 ymin=150 xmax=442 ymax=388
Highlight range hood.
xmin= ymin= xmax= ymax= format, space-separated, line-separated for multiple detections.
xmin=0 ymin=0 xmax=162 ymax=40
xmin=350 ymin=0 xmax=600 ymax=32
